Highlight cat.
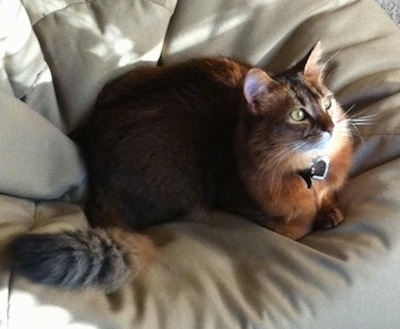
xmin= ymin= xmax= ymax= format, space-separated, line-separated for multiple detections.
xmin=9 ymin=42 xmax=352 ymax=293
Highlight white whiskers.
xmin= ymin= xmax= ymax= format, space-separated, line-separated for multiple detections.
xmin=345 ymin=105 xmax=377 ymax=146
xmin=251 ymin=103 xmax=376 ymax=193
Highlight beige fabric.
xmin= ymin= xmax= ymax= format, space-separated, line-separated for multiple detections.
xmin=162 ymin=0 xmax=400 ymax=174
xmin=21 ymin=0 xmax=178 ymax=132
xmin=1 ymin=0 xmax=400 ymax=328
xmin=0 ymin=0 xmax=85 ymax=200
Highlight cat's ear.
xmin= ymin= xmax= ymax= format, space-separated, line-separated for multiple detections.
xmin=304 ymin=41 xmax=325 ymax=83
xmin=244 ymin=68 xmax=276 ymax=115
xmin=292 ymin=41 xmax=326 ymax=84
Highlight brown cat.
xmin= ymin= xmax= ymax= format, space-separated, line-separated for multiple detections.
xmin=9 ymin=43 xmax=352 ymax=292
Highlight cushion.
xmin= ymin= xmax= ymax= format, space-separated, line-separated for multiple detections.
xmin=1 ymin=0 xmax=400 ymax=328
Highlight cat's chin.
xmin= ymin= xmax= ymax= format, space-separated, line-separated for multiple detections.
xmin=301 ymin=132 xmax=334 ymax=162
xmin=285 ymin=152 xmax=326 ymax=175
xmin=309 ymin=127 xmax=350 ymax=161
xmin=310 ymin=131 xmax=332 ymax=151
xmin=296 ymin=149 xmax=331 ymax=173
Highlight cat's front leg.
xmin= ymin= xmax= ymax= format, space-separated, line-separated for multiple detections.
xmin=250 ymin=211 xmax=315 ymax=240
xmin=314 ymin=193 xmax=344 ymax=230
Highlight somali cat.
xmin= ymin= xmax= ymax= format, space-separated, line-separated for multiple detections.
xmin=10 ymin=43 xmax=352 ymax=292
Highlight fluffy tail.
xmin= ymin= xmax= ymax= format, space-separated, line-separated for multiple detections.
xmin=9 ymin=227 xmax=155 ymax=293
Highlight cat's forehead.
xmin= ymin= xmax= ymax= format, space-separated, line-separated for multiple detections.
xmin=278 ymin=73 xmax=326 ymax=104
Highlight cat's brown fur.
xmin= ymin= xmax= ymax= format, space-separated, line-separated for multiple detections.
xmin=235 ymin=45 xmax=352 ymax=238
xmin=9 ymin=43 xmax=352 ymax=292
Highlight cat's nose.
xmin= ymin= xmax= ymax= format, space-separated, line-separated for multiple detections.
xmin=321 ymin=116 xmax=334 ymax=135
xmin=323 ymin=123 xmax=334 ymax=135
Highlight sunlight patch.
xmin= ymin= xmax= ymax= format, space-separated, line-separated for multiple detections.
xmin=8 ymin=289 xmax=97 ymax=329
xmin=168 ymin=12 xmax=250 ymax=54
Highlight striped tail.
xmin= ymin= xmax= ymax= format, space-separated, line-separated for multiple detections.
xmin=9 ymin=227 xmax=155 ymax=293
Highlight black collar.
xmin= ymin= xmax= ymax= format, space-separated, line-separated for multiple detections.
xmin=297 ymin=157 xmax=330 ymax=189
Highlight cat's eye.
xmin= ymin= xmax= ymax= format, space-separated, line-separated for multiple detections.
xmin=290 ymin=109 xmax=306 ymax=122
xmin=322 ymin=96 xmax=332 ymax=111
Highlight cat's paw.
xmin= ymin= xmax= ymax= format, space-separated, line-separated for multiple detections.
xmin=314 ymin=206 xmax=344 ymax=230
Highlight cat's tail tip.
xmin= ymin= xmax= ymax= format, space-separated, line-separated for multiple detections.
xmin=8 ymin=228 xmax=145 ymax=293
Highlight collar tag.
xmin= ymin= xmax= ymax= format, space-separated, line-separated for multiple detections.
xmin=311 ymin=157 xmax=330 ymax=180
xmin=297 ymin=157 xmax=330 ymax=188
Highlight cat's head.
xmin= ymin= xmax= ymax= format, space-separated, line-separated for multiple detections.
xmin=241 ymin=42 xmax=350 ymax=173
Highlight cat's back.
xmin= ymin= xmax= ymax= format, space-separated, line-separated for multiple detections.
xmin=84 ymin=57 xmax=251 ymax=164
xmin=79 ymin=57 xmax=251 ymax=229
xmin=97 ymin=57 xmax=250 ymax=108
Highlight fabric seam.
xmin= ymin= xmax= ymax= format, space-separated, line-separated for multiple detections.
xmin=18 ymin=66 xmax=48 ymax=100
xmin=28 ymin=0 xmax=174 ymax=27
xmin=6 ymin=273 xmax=12 ymax=329
xmin=28 ymin=0 xmax=87 ymax=26
xmin=145 ymin=0 xmax=175 ymax=14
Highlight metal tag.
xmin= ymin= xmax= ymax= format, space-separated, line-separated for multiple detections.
xmin=311 ymin=157 xmax=330 ymax=180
